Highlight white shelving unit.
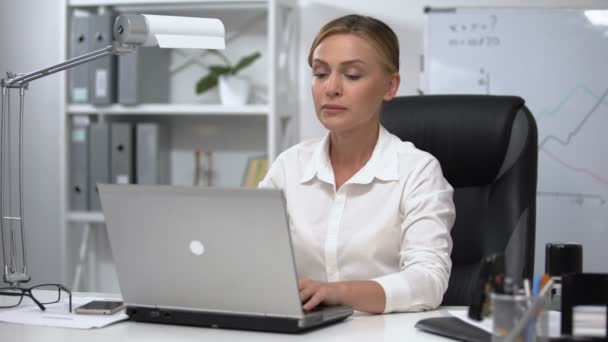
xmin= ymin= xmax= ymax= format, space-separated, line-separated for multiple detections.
xmin=68 ymin=103 xmax=270 ymax=115
xmin=62 ymin=0 xmax=299 ymax=292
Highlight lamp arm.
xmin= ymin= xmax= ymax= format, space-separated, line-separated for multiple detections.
xmin=1 ymin=12 xmax=224 ymax=287
xmin=0 ymin=41 xmax=135 ymax=286
xmin=1 ymin=42 xmax=136 ymax=89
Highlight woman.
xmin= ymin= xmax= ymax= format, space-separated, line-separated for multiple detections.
xmin=259 ymin=14 xmax=455 ymax=314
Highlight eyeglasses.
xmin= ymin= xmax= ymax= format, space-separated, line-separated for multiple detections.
xmin=0 ymin=284 xmax=72 ymax=312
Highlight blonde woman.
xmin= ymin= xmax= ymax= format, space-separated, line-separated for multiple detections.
xmin=260 ymin=14 xmax=455 ymax=314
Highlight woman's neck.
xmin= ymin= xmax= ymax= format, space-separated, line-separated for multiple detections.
xmin=329 ymin=121 xmax=380 ymax=170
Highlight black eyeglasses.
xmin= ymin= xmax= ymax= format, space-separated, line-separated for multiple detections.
xmin=0 ymin=284 xmax=72 ymax=312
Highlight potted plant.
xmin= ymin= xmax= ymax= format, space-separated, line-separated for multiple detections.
xmin=195 ymin=50 xmax=261 ymax=105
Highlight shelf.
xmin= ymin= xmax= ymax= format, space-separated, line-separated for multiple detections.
xmin=68 ymin=103 xmax=269 ymax=116
xmin=68 ymin=0 xmax=268 ymax=7
xmin=67 ymin=212 xmax=105 ymax=223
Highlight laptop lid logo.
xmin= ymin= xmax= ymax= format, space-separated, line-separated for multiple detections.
xmin=189 ymin=240 xmax=205 ymax=256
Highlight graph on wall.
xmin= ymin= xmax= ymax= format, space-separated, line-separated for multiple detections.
xmin=423 ymin=8 xmax=608 ymax=272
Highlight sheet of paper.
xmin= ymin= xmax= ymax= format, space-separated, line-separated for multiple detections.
xmin=573 ymin=306 xmax=607 ymax=337
xmin=0 ymin=296 xmax=128 ymax=329
xmin=448 ymin=309 xmax=493 ymax=333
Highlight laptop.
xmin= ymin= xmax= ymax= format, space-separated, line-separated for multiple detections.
xmin=98 ymin=184 xmax=353 ymax=333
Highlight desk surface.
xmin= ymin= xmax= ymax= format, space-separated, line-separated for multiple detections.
xmin=0 ymin=292 xmax=462 ymax=341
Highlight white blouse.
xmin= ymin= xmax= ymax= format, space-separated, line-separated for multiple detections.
xmin=259 ymin=125 xmax=455 ymax=313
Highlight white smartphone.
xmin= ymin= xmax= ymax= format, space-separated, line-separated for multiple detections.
xmin=75 ymin=300 xmax=125 ymax=315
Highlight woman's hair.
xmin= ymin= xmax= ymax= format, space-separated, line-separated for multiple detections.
xmin=307 ymin=14 xmax=399 ymax=74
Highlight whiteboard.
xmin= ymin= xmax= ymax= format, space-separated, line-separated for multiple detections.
xmin=422 ymin=8 xmax=608 ymax=274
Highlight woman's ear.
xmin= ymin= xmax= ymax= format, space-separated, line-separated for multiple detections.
xmin=383 ymin=72 xmax=401 ymax=101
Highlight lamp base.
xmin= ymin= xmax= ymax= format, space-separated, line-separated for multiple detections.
xmin=3 ymin=272 xmax=31 ymax=287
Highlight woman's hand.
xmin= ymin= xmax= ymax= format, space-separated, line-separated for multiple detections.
xmin=298 ymin=277 xmax=344 ymax=311
xmin=298 ymin=277 xmax=387 ymax=314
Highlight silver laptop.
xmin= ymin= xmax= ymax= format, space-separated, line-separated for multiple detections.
xmin=98 ymin=184 xmax=353 ymax=333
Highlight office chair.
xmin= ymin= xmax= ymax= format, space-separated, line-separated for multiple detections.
xmin=381 ymin=95 xmax=538 ymax=306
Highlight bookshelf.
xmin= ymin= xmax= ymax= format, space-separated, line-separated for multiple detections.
xmin=62 ymin=0 xmax=299 ymax=292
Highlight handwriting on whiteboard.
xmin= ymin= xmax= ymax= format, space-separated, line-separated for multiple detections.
xmin=447 ymin=15 xmax=501 ymax=47
xmin=448 ymin=36 xmax=500 ymax=47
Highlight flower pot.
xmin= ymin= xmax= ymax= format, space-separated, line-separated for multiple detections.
xmin=218 ymin=75 xmax=251 ymax=105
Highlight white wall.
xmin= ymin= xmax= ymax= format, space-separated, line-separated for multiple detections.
xmin=297 ymin=0 xmax=608 ymax=140
xmin=0 ymin=0 xmax=65 ymax=286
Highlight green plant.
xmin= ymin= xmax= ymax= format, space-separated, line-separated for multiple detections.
xmin=195 ymin=50 xmax=261 ymax=94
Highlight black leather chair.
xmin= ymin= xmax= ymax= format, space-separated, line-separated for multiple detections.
xmin=381 ymin=95 xmax=538 ymax=306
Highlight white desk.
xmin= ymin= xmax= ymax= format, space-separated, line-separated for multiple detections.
xmin=0 ymin=292 xmax=462 ymax=341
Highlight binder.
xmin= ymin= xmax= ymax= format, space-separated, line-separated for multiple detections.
xmin=69 ymin=117 xmax=90 ymax=210
xmin=69 ymin=15 xmax=90 ymax=103
xmin=110 ymin=123 xmax=134 ymax=184
xmin=118 ymin=47 xmax=170 ymax=105
xmin=117 ymin=49 xmax=138 ymax=105
xmin=136 ymin=123 xmax=170 ymax=185
xmin=89 ymin=13 xmax=116 ymax=105
xmin=88 ymin=123 xmax=110 ymax=210
xmin=242 ymin=156 xmax=268 ymax=188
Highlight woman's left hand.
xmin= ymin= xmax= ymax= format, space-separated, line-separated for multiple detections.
xmin=298 ymin=277 xmax=344 ymax=311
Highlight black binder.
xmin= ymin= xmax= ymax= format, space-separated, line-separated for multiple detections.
xmin=89 ymin=13 xmax=116 ymax=104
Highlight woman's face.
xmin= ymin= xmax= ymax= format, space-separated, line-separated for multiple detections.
xmin=311 ymin=33 xmax=399 ymax=134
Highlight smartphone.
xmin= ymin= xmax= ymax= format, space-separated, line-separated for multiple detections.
xmin=75 ymin=300 xmax=125 ymax=315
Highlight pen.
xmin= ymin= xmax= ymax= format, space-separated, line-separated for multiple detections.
xmin=523 ymin=278 xmax=531 ymax=304
xmin=523 ymin=279 xmax=533 ymax=342
xmin=532 ymin=274 xmax=541 ymax=297
xmin=539 ymin=274 xmax=551 ymax=290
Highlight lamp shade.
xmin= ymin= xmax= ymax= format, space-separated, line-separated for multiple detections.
xmin=113 ymin=14 xmax=225 ymax=49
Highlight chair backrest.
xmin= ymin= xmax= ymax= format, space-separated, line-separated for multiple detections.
xmin=381 ymin=95 xmax=538 ymax=305
xmin=561 ymin=273 xmax=608 ymax=337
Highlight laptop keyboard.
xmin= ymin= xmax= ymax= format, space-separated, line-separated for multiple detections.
xmin=304 ymin=305 xmax=352 ymax=319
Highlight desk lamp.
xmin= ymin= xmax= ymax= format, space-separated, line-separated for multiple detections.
xmin=1 ymin=14 xmax=225 ymax=286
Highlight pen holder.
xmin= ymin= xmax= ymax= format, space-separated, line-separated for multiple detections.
xmin=491 ymin=293 xmax=549 ymax=342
